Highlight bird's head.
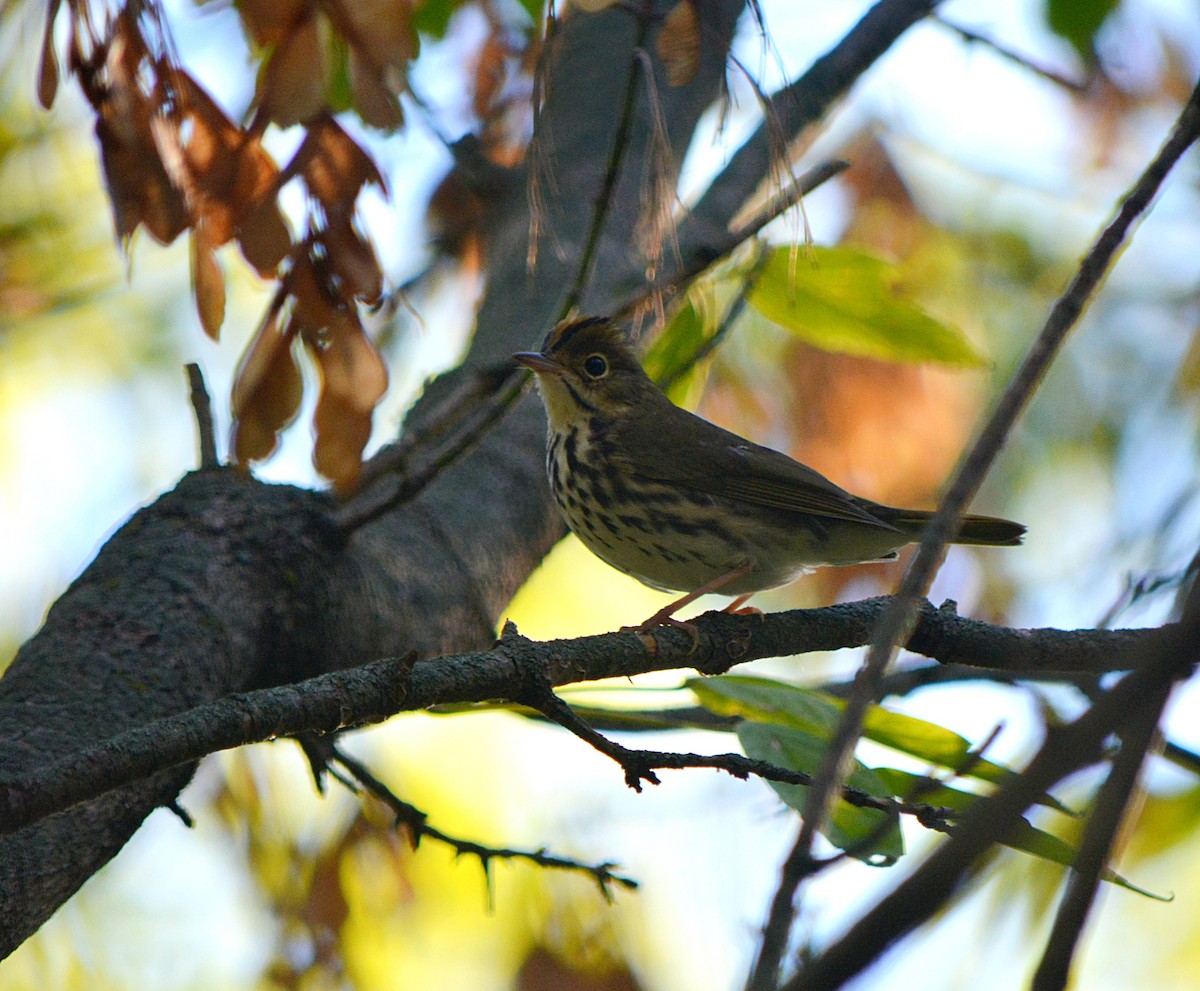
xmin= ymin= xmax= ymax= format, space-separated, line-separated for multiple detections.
xmin=514 ymin=317 xmax=654 ymax=427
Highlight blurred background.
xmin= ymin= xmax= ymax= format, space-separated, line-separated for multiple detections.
xmin=2 ymin=0 xmax=1200 ymax=988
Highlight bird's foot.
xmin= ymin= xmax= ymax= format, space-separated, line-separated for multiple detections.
xmin=622 ymin=610 xmax=701 ymax=653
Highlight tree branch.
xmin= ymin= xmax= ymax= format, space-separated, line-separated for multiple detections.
xmin=782 ymin=574 xmax=1200 ymax=991
xmin=760 ymin=71 xmax=1200 ymax=991
xmin=0 ymin=600 xmax=1176 ymax=838
xmin=1030 ymin=683 xmax=1169 ymax=991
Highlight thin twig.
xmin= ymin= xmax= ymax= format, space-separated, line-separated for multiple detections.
xmin=558 ymin=0 xmax=655 ymax=321
xmin=333 ymin=366 xmax=529 ymax=531
xmin=933 ymin=15 xmax=1086 ymax=92
xmin=762 ymin=72 xmax=1200 ymax=991
xmin=185 ymin=363 xmax=218 ymax=468
xmin=514 ymin=673 xmax=959 ymax=827
xmin=819 ymin=661 xmax=1100 ymax=699
xmin=327 ymin=742 xmax=639 ymax=901
xmin=613 ymin=158 xmax=850 ymax=327
xmin=655 ymin=244 xmax=771 ymax=392
xmin=785 ymin=562 xmax=1200 ymax=991
xmin=355 ymin=362 xmax=517 ymax=490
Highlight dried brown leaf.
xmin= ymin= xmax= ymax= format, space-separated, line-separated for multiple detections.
xmin=307 ymin=312 xmax=388 ymax=493
xmin=258 ymin=14 xmax=328 ymax=127
xmin=333 ymin=0 xmax=415 ymax=75
xmin=293 ymin=117 xmax=385 ymax=205
xmin=287 ymin=249 xmax=343 ymax=329
xmin=190 ymin=224 xmax=226 ymax=339
xmin=236 ymin=0 xmax=310 ymax=48
xmin=657 ymin=0 xmax=699 ymax=87
xmin=96 ymin=114 xmax=189 ymax=244
xmin=231 ymin=300 xmax=303 ymax=463
xmin=349 ymin=49 xmax=405 ymax=130
xmin=37 ymin=0 xmax=63 ymax=109
xmin=324 ymin=217 xmax=383 ymax=303
xmin=472 ymin=31 xmax=507 ymax=120
xmin=238 ymin=198 xmax=292 ymax=275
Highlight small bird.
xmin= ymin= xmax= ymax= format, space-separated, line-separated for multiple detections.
xmin=514 ymin=317 xmax=1024 ymax=631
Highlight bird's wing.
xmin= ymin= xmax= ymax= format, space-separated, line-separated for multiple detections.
xmin=619 ymin=403 xmax=898 ymax=530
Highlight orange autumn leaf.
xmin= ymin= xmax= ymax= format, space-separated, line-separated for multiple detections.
xmin=190 ymin=223 xmax=226 ymax=339
xmin=291 ymin=117 xmax=385 ymax=206
xmin=258 ymin=13 xmax=328 ymax=127
xmin=324 ymin=216 xmax=384 ymax=304
xmin=231 ymin=296 xmax=304 ymax=463
xmin=348 ymin=49 xmax=405 ymax=130
xmin=235 ymin=0 xmax=311 ymax=48
xmin=308 ymin=312 xmax=388 ymax=493
xmin=238 ymin=197 xmax=293 ymax=277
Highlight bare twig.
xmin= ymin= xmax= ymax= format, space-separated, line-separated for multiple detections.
xmin=613 ymin=158 xmax=850 ymax=328
xmin=933 ymin=15 xmax=1086 ymax=92
xmin=784 ymin=574 xmax=1200 ymax=991
xmin=327 ymin=741 xmax=639 ymax=901
xmin=516 ymin=677 xmax=959 ymax=826
xmin=654 ymin=244 xmax=771 ymax=393
xmin=334 ymin=365 xmax=528 ymax=531
xmin=689 ymin=0 xmax=940 ymax=268
xmin=185 ymin=363 xmax=218 ymax=469
xmin=764 ymin=72 xmax=1200 ymax=991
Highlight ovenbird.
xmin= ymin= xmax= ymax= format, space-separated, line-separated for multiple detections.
xmin=514 ymin=317 xmax=1024 ymax=629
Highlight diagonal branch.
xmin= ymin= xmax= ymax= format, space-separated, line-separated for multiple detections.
xmin=757 ymin=72 xmax=1200 ymax=991
xmin=678 ymin=0 xmax=942 ymax=269
xmin=783 ymin=575 xmax=1200 ymax=991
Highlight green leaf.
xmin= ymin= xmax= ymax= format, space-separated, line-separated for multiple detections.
xmin=1044 ymin=0 xmax=1117 ymax=61
xmin=874 ymin=768 xmax=1168 ymax=900
xmin=859 ymin=700 xmax=1017 ymax=789
xmin=642 ymin=295 xmax=712 ymax=401
xmin=689 ymin=675 xmax=842 ymax=735
xmin=515 ymin=0 xmax=546 ymax=30
xmin=688 ymin=676 xmax=1076 ymax=812
xmin=738 ymin=722 xmax=903 ymax=864
xmin=324 ymin=32 xmax=354 ymax=116
xmin=689 ymin=674 xmax=996 ymax=775
xmin=748 ymin=245 xmax=987 ymax=367
xmin=414 ymin=0 xmax=460 ymax=38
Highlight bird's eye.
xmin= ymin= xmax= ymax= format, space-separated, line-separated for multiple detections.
xmin=582 ymin=353 xmax=609 ymax=379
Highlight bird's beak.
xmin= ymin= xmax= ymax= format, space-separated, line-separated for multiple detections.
xmin=513 ymin=351 xmax=563 ymax=376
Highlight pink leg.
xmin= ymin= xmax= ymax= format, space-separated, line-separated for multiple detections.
xmin=723 ymin=594 xmax=762 ymax=617
xmin=630 ymin=561 xmax=755 ymax=634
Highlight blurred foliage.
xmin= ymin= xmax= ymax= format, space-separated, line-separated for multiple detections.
xmin=1044 ymin=0 xmax=1119 ymax=61
xmin=749 ymin=244 xmax=988 ymax=367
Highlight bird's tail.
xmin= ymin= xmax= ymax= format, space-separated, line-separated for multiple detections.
xmin=890 ymin=510 xmax=1026 ymax=547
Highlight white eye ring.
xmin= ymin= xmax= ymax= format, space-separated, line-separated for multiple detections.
xmin=583 ymin=353 xmax=609 ymax=378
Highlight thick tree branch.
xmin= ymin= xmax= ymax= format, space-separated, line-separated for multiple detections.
xmin=0 ymin=598 xmax=1174 ymax=838
xmin=675 ymin=0 xmax=942 ymax=280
